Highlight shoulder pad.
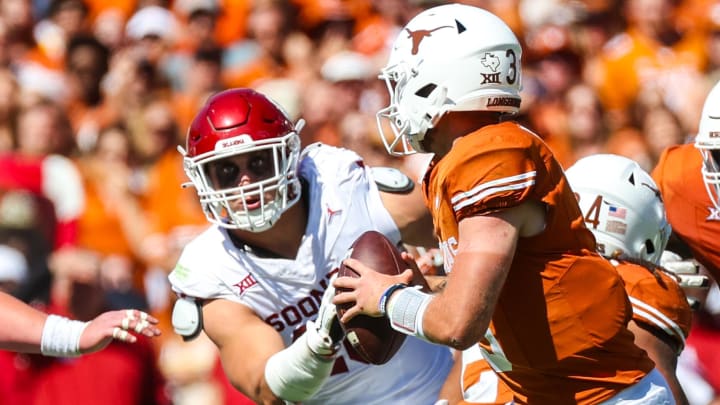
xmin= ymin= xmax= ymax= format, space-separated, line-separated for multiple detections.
xmin=371 ymin=167 xmax=415 ymax=194
xmin=172 ymin=297 xmax=203 ymax=341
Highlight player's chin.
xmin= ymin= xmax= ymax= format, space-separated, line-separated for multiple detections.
xmin=231 ymin=198 xmax=262 ymax=211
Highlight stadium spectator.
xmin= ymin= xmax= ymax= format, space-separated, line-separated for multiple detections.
xmin=63 ymin=34 xmax=116 ymax=153
xmin=75 ymin=123 xmax=148 ymax=298
xmin=594 ymin=0 xmax=706 ymax=130
xmin=0 ymin=100 xmax=84 ymax=250
xmin=222 ymin=0 xmax=296 ymax=89
xmin=0 ymin=68 xmax=19 ymax=152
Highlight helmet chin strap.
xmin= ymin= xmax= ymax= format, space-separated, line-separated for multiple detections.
xmin=406 ymin=86 xmax=448 ymax=153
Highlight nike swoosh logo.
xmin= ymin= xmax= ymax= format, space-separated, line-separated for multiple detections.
xmin=708 ymin=115 xmax=720 ymax=119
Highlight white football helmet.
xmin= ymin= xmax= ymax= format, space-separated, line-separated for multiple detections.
xmin=180 ymin=88 xmax=302 ymax=232
xmin=376 ymin=4 xmax=522 ymax=156
xmin=565 ymin=154 xmax=671 ymax=264
xmin=695 ymin=80 xmax=720 ymax=212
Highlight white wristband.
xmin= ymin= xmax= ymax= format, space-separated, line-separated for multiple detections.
xmin=387 ymin=286 xmax=432 ymax=340
xmin=264 ymin=321 xmax=336 ymax=402
xmin=41 ymin=314 xmax=89 ymax=357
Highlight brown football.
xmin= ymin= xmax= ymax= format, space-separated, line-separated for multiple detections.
xmin=336 ymin=230 xmax=430 ymax=365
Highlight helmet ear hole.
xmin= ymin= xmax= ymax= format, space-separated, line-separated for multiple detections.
xmin=644 ymin=239 xmax=656 ymax=257
xmin=416 ymin=84 xmax=437 ymax=98
xmin=565 ymin=154 xmax=669 ymax=265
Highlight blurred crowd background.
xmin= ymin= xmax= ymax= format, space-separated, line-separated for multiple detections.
xmin=0 ymin=0 xmax=719 ymax=404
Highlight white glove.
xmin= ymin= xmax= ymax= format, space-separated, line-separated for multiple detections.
xmin=263 ymin=276 xmax=343 ymax=402
xmin=660 ymin=251 xmax=710 ymax=310
xmin=660 ymin=251 xmax=709 ymax=288
xmin=315 ymin=274 xmax=344 ymax=353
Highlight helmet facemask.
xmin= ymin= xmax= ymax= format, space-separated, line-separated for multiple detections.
xmin=699 ymin=148 xmax=720 ymax=212
xmin=182 ymin=130 xmax=302 ymax=232
xmin=377 ymin=61 xmax=449 ymax=156
xmin=695 ymin=80 xmax=720 ymax=213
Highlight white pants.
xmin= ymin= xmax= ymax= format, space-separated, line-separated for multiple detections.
xmin=599 ymin=369 xmax=675 ymax=405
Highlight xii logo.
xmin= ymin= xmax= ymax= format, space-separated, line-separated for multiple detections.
xmin=480 ymin=53 xmax=501 ymax=84
xmin=707 ymin=206 xmax=720 ymax=221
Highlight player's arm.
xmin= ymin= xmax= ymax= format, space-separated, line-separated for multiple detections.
xmin=425 ymin=275 xmax=448 ymax=293
xmin=0 ymin=291 xmax=159 ymax=355
xmin=0 ymin=291 xmax=49 ymax=352
xmin=202 ymin=298 xmax=286 ymax=404
xmin=421 ymin=204 xmax=522 ymax=347
xmin=627 ymin=321 xmax=689 ymax=405
xmin=202 ymin=281 xmax=342 ymax=404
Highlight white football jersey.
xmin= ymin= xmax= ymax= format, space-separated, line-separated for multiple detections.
xmin=169 ymin=144 xmax=452 ymax=405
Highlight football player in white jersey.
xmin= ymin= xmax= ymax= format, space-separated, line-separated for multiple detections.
xmin=168 ymin=88 xmax=453 ymax=404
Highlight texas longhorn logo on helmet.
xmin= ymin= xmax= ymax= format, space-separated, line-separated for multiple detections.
xmin=404 ymin=26 xmax=453 ymax=54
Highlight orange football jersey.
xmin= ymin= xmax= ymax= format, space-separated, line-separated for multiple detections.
xmin=614 ymin=260 xmax=692 ymax=351
xmin=459 ymin=259 xmax=690 ymax=404
xmin=423 ymin=121 xmax=654 ymax=404
xmin=652 ymin=143 xmax=720 ymax=278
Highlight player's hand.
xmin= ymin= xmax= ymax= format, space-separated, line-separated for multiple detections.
xmin=660 ymin=251 xmax=710 ymax=309
xmin=333 ymin=258 xmax=414 ymax=322
xmin=79 ymin=309 xmax=161 ymax=354
xmin=660 ymin=251 xmax=710 ymax=288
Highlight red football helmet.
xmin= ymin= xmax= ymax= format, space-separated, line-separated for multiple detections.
xmin=181 ymin=88 xmax=303 ymax=231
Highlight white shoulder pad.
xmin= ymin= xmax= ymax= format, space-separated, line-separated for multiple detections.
xmin=172 ymin=297 xmax=203 ymax=341
xmin=371 ymin=167 xmax=415 ymax=194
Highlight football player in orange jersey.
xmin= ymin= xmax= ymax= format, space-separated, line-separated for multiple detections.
xmin=334 ymin=4 xmax=675 ymax=403
xmin=652 ymin=79 xmax=720 ymax=405
xmin=653 ymin=79 xmax=720 ymax=283
xmin=567 ymin=154 xmax=695 ymax=404
xmin=437 ymin=154 xmax=701 ymax=405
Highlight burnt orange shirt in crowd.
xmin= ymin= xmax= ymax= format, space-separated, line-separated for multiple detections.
xmin=76 ymin=175 xmax=134 ymax=259
xmin=143 ymin=150 xmax=207 ymax=236
xmin=652 ymin=143 xmax=720 ymax=278
xmin=423 ymin=121 xmax=654 ymax=404
xmin=459 ymin=258 xmax=690 ymax=404
xmin=596 ymin=27 xmax=706 ymax=113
